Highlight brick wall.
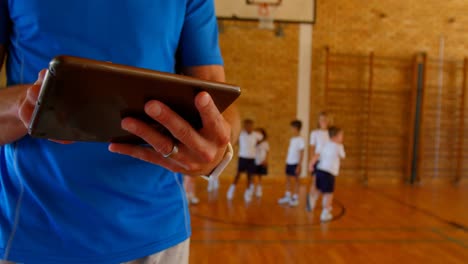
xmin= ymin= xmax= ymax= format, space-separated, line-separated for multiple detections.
xmin=310 ymin=0 xmax=468 ymax=183
xmin=218 ymin=21 xmax=299 ymax=179
xmin=311 ymin=0 xmax=468 ymax=115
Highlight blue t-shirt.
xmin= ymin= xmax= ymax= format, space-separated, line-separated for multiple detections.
xmin=0 ymin=0 xmax=223 ymax=263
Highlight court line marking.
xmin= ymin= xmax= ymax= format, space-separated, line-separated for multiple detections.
xmin=431 ymin=228 xmax=467 ymax=249
xmin=366 ymin=187 xmax=467 ymax=231
xmin=365 ymin=188 xmax=467 ymax=249
xmin=191 ymin=199 xmax=346 ymax=227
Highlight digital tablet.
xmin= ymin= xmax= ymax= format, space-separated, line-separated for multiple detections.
xmin=28 ymin=56 xmax=241 ymax=143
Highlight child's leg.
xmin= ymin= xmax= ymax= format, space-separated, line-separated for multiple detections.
xmin=322 ymin=193 xmax=333 ymax=211
xmin=285 ymin=175 xmax=291 ymax=193
xmin=307 ymin=172 xmax=322 ymax=211
xmin=185 ymin=176 xmax=197 ymax=203
xmin=309 ymin=176 xmax=317 ymax=194
xmin=319 ymin=172 xmax=335 ymax=221
xmin=293 ymin=176 xmax=300 ymax=196
xmin=232 ymin=172 xmax=241 ymax=184
xmin=184 ymin=176 xmax=192 ymax=194
xmin=247 ymin=172 xmax=253 ymax=189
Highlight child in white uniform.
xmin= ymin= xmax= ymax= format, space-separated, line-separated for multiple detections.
xmin=307 ymin=112 xmax=330 ymax=211
xmin=309 ymin=126 xmax=346 ymax=221
xmin=278 ymin=120 xmax=305 ymax=207
xmin=227 ymin=119 xmax=263 ymax=202
xmin=253 ymin=128 xmax=269 ymax=198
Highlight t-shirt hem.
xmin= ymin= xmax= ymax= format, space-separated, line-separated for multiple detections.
xmin=0 ymin=231 xmax=190 ymax=264
xmin=317 ymin=168 xmax=338 ymax=177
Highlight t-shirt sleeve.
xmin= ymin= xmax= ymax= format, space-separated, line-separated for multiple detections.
xmin=309 ymin=131 xmax=316 ymax=146
xmin=0 ymin=0 xmax=9 ymax=44
xmin=178 ymin=0 xmax=223 ymax=67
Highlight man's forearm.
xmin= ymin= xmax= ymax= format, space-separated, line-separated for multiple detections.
xmin=0 ymin=85 xmax=29 ymax=145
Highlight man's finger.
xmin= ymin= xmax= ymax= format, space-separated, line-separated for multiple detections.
xmin=18 ymin=101 xmax=34 ymax=127
xmin=26 ymin=84 xmax=41 ymax=104
xmin=121 ymin=117 xmax=175 ymax=156
xmin=143 ymin=101 xmax=213 ymax=161
xmin=108 ymin=143 xmax=186 ymax=172
xmin=195 ymin=92 xmax=230 ymax=146
xmin=34 ymin=69 xmax=47 ymax=85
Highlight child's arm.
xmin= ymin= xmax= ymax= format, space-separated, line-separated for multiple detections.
xmin=308 ymin=144 xmax=316 ymax=171
xmin=263 ymin=149 xmax=269 ymax=166
xmin=308 ymin=132 xmax=316 ymax=168
xmin=340 ymin=145 xmax=346 ymax=159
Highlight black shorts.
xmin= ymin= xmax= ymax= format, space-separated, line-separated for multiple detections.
xmin=238 ymin=158 xmax=256 ymax=174
xmin=315 ymin=170 xmax=335 ymax=193
xmin=255 ymin=165 xmax=268 ymax=176
xmin=285 ymin=164 xmax=299 ymax=177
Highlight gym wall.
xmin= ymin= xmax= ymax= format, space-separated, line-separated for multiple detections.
xmin=219 ymin=0 xmax=468 ymax=183
xmin=311 ymin=0 xmax=468 ymax=183
xmin=219 ymin=20 xmax=300 ymax=179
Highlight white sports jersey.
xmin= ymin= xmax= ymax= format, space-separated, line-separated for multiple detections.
xmin=310 ymin=129 xmax=330 ymax=154
xmin=286 ymin=136 xmax=305 ymax=165
xmin=255 ymin=141 xmax=270 ymax=165
xmin=317 ymin=141 xmax=346 ymax=176
xmin=238 ymin=130 xmax=263 ymax=159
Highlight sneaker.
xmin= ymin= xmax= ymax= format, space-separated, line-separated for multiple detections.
xmin=255 ymin=186 xmax=263 ymax=198
xmin=190 ymin=196 xmax=200 ymax=205
xmin=289 ymin=197 xmax=299 ymax=207
xmin=278 ymin=195 xmax=291 ymax=205
xmin=244 ymin=189 xmax=253 ymax=202
xmin=226 ymin=185 xmax=235 ymax=200
xmin=320 ymin=209 xmax=333 ymax=222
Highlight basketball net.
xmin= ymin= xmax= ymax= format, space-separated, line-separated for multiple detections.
xmin=258 ymin=3 xmax=275 ymax=30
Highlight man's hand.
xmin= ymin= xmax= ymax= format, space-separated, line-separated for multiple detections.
xmin=109 ymin=92 xmax=231 ymax=176
xmin=0 ymin=70 xmax=47 ymax=145
xmin=17 ymin=70 xmax=46 ymax=130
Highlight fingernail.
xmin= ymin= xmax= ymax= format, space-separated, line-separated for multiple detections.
xmin=199 ymin=93 xmax=210 ymax=107
xmin=122 ymin=120 xmax=136 ymax=131
xmin=147 ymin=102 xmax=162 ymax=117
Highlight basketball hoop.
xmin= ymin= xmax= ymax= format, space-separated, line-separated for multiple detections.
xmin=255 ymin=2 xmax=278 ymax=30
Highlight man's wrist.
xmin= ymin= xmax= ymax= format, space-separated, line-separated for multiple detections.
xmin=202 ymin=143 xmax=233 ymax=181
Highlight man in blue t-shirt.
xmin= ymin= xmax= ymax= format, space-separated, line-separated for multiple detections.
xmin=0 ymin=0 xmax=239 ymax=263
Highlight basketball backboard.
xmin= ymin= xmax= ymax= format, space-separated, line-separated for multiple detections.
xmin=215 ymin=0 xmax=316 ymax=24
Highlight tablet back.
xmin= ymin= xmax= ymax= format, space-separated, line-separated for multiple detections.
xmin=29 ymin=56 xmax=241 ymax=143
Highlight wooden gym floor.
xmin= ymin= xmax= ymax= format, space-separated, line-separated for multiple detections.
xmin=189 ymin=180 xmax=468 ymax=264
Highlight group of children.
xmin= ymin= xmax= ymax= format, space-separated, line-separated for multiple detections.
xmin=184 ymin=112 xmax=346 ymax=222
xmin=226 ymin=112 xmax=346 ymax=221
